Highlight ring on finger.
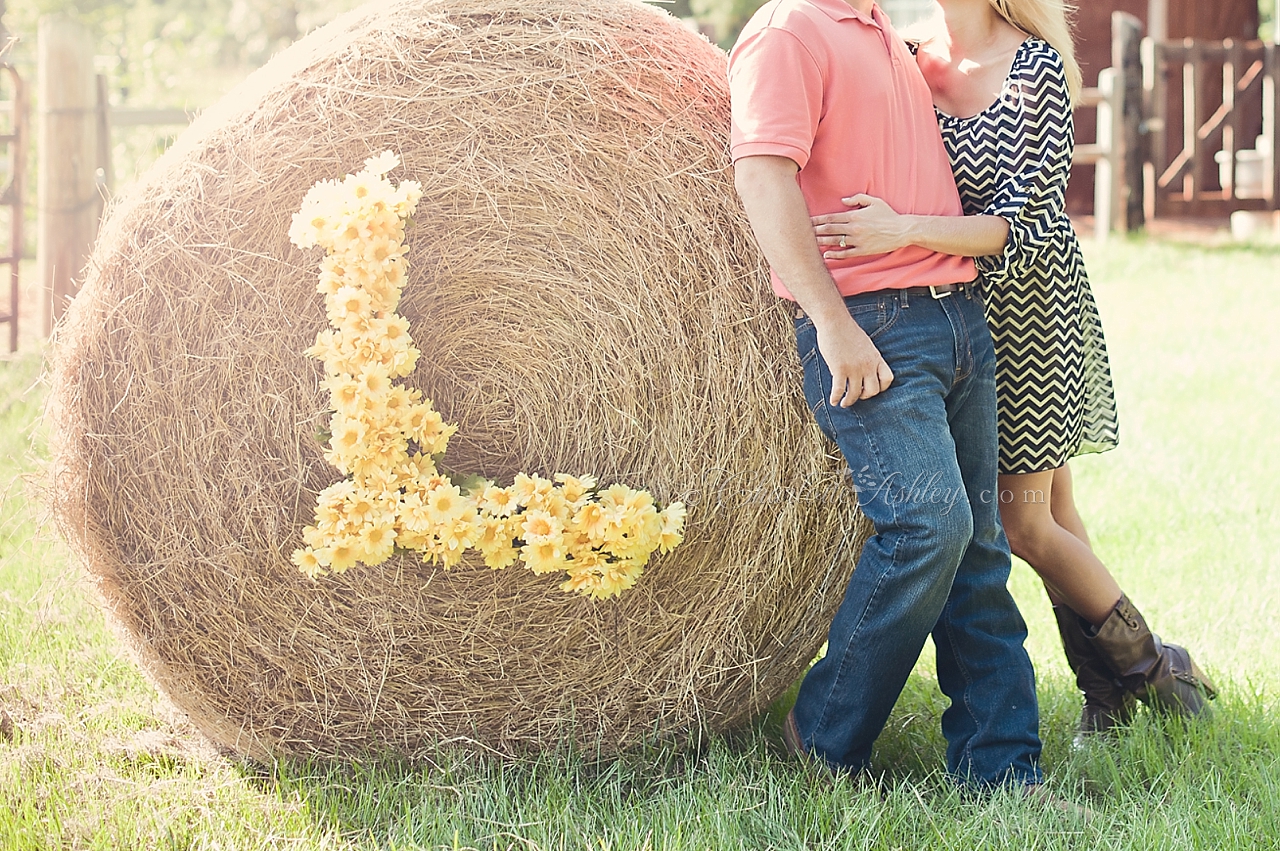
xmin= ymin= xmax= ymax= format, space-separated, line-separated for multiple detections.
xmin=839 ymin=235 xmax=847 ymax=248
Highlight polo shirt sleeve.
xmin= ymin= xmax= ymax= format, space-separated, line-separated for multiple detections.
xmin=728 ymin=27 xmax=824 ymax=169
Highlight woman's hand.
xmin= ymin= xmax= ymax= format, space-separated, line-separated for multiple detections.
xmin=812 ymin=194 xmax=911 ymax=259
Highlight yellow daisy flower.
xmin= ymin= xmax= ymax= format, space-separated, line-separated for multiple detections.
xmin=572 ymin=502 xmax=609 ymax=543
xmin=440 ymin=516 xmax=480 ymax=555
xmin=356 ymin=521 xmax=396 ymax=565
xmin=322 ymin=374 xmax=362 ymax=414
xmin=512 ymin=473 xmax=554 ymax=508
xmin=598 ymin=482 xmax=634 ymax=509
xmin=479 ymin=485 xmax=518 ymax=517
xmin=305 ymin=329 xmax=339 ymax=364
xmin=482 ymin=543 xmax=519 ymax=570
xmin=521 ymin=509 xmax=563 ymax=544
xmin=424 ymin=483 xmax=470 ymax=525
xmin=623 ymin=489 xmax=656 ymax=513
xmin=363 ymin=150 xmax=401 ymax=176
xmin=319 ymin=537 xmax=361 ymax=573
xmin=659 ymin=502 xmax=686 ymax=553
xmin=383 ymin=385 xmax=413 ymax=419
xmin=521 ymin=538 xmax=567 ymax=575
xmin=357 ymin=366 xmax=393 ymax=401
xmin=539 ymin=488 xmax=572 ymax=523
xmin=326 ymin=286 xmax=372 ymax=327
xmin=554 ymin=472 xmax=597 ymax=506
xmin=291 ymin=547 xmax=325 ymax=579
xmin=326 ymin=414 xmax=367 ymax=467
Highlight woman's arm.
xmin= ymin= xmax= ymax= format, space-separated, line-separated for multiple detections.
xmin=812 ymin=194 xmax=1009 ymax=259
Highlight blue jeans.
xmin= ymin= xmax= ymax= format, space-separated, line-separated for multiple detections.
xmin=791 ymin=287 xmax=1042 ymax=788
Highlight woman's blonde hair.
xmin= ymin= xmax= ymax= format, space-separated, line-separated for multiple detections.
xmin=988 ymin=0 xmax=1083 ymax=103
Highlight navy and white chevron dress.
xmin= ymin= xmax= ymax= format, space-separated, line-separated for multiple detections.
xmin=936 ymin=38 xmax=1120 ymax=474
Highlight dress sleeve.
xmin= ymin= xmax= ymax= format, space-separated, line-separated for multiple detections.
xmin=975 ymin=43 xmax=1074 ymax=285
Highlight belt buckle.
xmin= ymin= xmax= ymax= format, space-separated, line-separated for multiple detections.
xmin=929 ymin=285 xmax=953 ymax=299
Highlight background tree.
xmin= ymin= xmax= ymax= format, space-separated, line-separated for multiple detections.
xmin=689 ymin=0 xmax=764 ymax=46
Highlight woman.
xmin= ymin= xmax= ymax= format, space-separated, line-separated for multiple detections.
xmin=811 ymin=0 xmax=1215 ymax=736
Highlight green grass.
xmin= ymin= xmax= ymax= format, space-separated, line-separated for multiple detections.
xmin=2 ymin=236 xmax=1279 ymax=849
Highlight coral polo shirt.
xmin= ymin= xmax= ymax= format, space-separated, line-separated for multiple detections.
xmin=729 ymin=0 xmax=976 ymax=299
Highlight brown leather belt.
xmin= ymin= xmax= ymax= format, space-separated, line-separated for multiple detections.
xmin=791 ymin=283 xmax=971 ymax=319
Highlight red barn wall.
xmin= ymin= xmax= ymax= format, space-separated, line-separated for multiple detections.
xmin=1068 ymin=0 xmax=1261 ymax=214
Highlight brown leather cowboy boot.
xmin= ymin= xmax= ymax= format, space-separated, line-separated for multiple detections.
xmin=1087 ymin=595 xmax=1217 ymax=716
xmin=1053 ymin=605 xmax=1136 ymax=737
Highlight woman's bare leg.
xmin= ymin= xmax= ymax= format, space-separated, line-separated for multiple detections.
xmin=1040 ymin=463 xmax=1092 ymax=606
xmin=1049 ymin=463 xmax=1091 ymax=548
xmin=998 ymin=467 xmax=1122 ymax=626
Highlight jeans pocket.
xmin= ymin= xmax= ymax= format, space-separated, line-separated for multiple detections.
xmin=795 ymin=315 xmax=817 ymax=359
xmin=803 ymin=383 xmax=839 ymax=444
xmin=848 ymin=299 xmax=899 ymax=342
xmin=797 ymin=333 xmax=839 ymax=444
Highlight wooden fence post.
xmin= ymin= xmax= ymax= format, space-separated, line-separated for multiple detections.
xmin=37 ymin=14 xmax=98 ymax=336
xmin=95 ymin=72 xmax=112 ymax=214
xmin=1141 ymin=37 xmax=1161 ymax=220
xmin=0 ymin=66 xmax=27 ymax=353
xmin=1147 ymin=0 xmax=1168 ymax=42
xmin=1113 ymin=12 xmax=1144 ymax=231
xmin=1268 ymin=36 xmax=1280 ymax=209
xmin=1142 ymin=1 xmax=1171 ymax=222
xmin=1091 ymin=68 xmax=1121 ymax=240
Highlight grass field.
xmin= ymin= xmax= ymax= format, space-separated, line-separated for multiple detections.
xmin=2 ymin=236 xmax=1278 ymax=849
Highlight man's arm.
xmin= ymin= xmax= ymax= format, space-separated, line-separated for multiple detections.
xmin=734 ymin=156 xmax=893 ymax=407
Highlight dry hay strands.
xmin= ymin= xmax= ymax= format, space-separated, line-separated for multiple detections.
xmin=48 ymin=0 xmax=867 ymax=760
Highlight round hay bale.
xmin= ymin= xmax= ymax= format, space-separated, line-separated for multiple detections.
xmin=49 ymin=0 xmax=868 ymax=759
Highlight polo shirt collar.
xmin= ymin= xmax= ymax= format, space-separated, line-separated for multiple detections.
xmin=811 ymin=0 xmax=886 ymax=27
